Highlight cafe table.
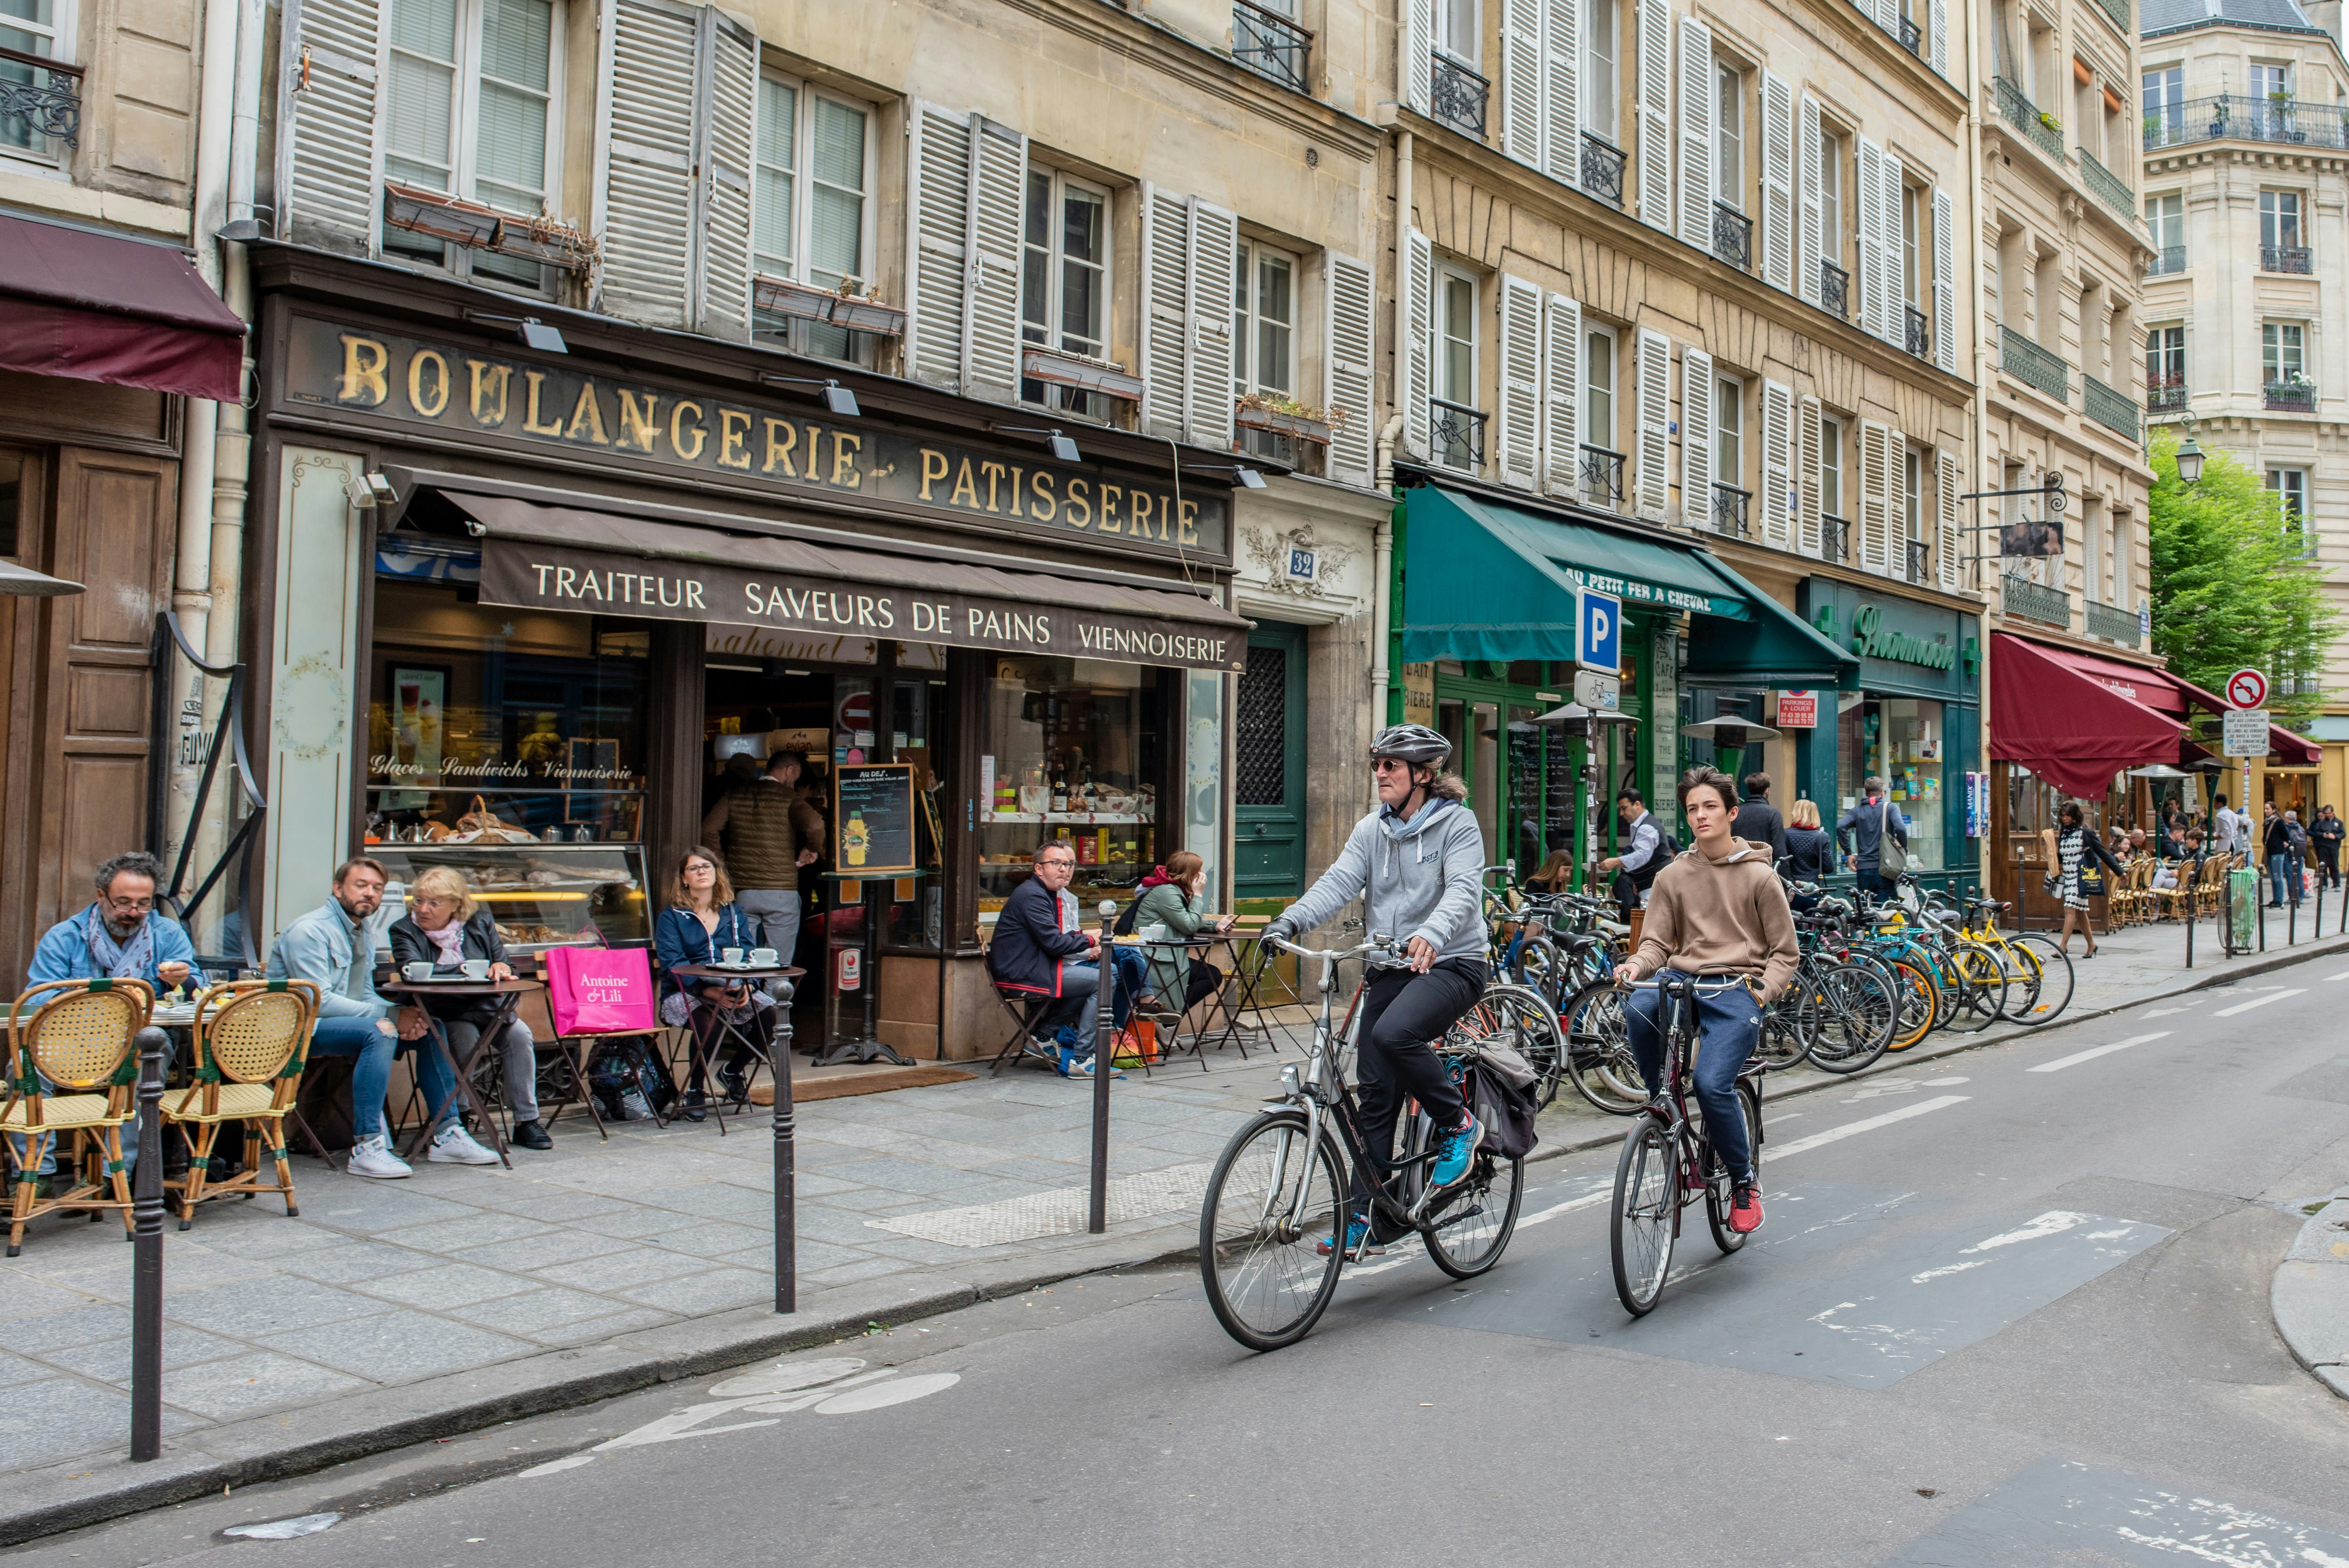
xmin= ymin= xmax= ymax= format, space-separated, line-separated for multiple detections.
xmin=666 ymin=963 xmax=804 ymax=1134
xmin=378 ymin=976 xmax=542 ymax=1168
xmin=1114 ymin=923 xmax=1273 ymax=1071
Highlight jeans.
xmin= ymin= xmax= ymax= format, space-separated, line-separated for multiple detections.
xmin=1625 ymin=973 xmax=1761 ymax=1186
xmin=2269 ymin=853 xmax=2301 ymax=906
xmin=306 ymin=1013 xmax=454 ymax=1138
xmin=1853 ymin=867 xmax=1892 ymax=901
xmin=1037 ymin=962 xmax=1103 ymax=1059
xmin=10 ymin=1036 xmax=177 ymax=1177
xmin=1349 ymin=959 xmax=1483 ymax=1215
xmin=1107 ymin=945 xmax=1150 ymax=1028
xmin=444 ymin=1018 xmax=539 ymax=1120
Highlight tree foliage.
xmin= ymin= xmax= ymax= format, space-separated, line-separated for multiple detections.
xmin=2147 ymin=433 xmax=2338 ymax=728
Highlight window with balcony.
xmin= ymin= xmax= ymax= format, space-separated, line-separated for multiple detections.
xmin=2146 ymin=323 xmax=2185 ymax=411
xmin=1903 ymin=446 xmax=1927 ymax=583
xmin=1584 ymin=324 xmax=1621 ymax=508
xmin=1433 ymin=263 xmax=1484 ymax=472
xmin=2260 ymin=190 xmax=2310 ymax=272
xmin=1020 ymin=167 xmax=1111 ymax=418
xmin=1819 ymin=127 xmax=1848 ymax=317
xmin=2268 ymin=468 xmax=2311 ymax=554
xmin=1232 ymin=239 xmax=1312 ymax=469
xmin=381 ymin=0 xmax=563 ymax=290
xmin=2144 ymin=193 xmax=2183 ymax=275
xmin=751 ymin=73 xmax=876 ymax=363
xmin=1713 ymin=374 xmax=1749 ymax=536
xmin=2143 ymin=64 xmax=2183 ymax=146
xmin=0 ymin=0 xmax=77 ymax=161
xmin=2251 ymin=62 xmax=2292 ymax=139
xmin=1820 ymin=414 xmax=1849 ymax=562
xmin=2265 ymin=321 xmax=2312 ymax=409
xmin=1715 ymin=59 xmax=1745 ymax=213
xmin=1585 ymin=0 xmax=1619 ymax=139
xmin=1232 ymin=0 xmax=1311 ymax=93
xmin=1431 ymin=0 xmax=1488 ymax=137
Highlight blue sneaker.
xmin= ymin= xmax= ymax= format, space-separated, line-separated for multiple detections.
xmin=1316 ymin=1219 xmax=1384 ymax=1257
xmin=1429 ymin=1114 xmax=1484 ymax=1188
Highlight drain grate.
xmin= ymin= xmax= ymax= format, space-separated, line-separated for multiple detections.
xmin=866 ymin=1163 xmax=1211 ymax=1248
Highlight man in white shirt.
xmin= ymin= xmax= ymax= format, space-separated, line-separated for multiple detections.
xmin=1597 ymin=788 xmax=1667 ymax=914
xmin=2211 ymin=794 xmax=2242 ymax=855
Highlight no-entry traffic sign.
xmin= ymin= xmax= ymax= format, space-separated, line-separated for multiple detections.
xmin=2225 ymin=668 xmax=2268 ymax=709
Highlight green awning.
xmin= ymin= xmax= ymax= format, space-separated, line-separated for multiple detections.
xmin=1683 ymin=555 xmax=1863 ymax=690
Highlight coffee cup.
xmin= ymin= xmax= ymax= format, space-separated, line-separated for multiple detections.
xmin=749 ymin=947 xmax=779 ymax=966
xmin=461 ymin=958 xmax=491 ymax=981
xmin=402 ymin=960 xmax=434 ymax=982
xmin=721 ymin=947 xmax=745 ymax=966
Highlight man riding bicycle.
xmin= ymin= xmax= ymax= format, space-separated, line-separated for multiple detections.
xmin=1610 ymin=766 xmax=1799 ymax=1236
xmin=1262 ymin=724 xmax=1489 ymax=1255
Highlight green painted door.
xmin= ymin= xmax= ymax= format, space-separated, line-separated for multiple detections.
xmin=1235 ymin=621 xmax=1308 ymax=898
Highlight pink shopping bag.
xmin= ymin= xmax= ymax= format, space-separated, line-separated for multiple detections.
xmin=544 ymin=944 xmax=657 ymax=1037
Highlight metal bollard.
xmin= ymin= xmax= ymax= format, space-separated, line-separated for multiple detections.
xmin=1089 ymin=902 xmax=1116 ymax=1234
xmin=772 ymin=977 xmax=797 ymax=1315
xmin=2259 ymin=882 xmax=2268 ymax=951
xmin=129 ymin=1024 xmax=166 ymax=1462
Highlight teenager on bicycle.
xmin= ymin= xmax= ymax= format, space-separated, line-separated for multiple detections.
xmin=1610 ymin=766 xmax=1799 ymax=1235
xmin=1262 ymin=723 xmax=1489 ymax=1254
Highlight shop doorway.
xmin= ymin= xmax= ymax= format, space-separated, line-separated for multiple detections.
xmin=1235 ymin=621 xmax=1306 ymax=898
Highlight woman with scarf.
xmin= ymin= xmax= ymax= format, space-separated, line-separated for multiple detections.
xmin=386 ymin=866 xmax=541 ymax=1158
xmin=1129 ymin=851 xmax=1234 ymax=1021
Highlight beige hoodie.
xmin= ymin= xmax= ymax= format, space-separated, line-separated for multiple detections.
xmin=1628 ymin=836 xmax=1800 ymax=1001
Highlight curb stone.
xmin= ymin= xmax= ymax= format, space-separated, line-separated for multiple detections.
xmin=5 ymin=934 xmax=2345 ymax=1543
xmin=2272 ymin=1187 xmax=2349 ymax=1402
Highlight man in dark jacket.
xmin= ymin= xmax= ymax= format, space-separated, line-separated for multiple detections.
xmin=1731 ymin=772 xmax=1788 ymax=868
xmin=2267 ymin=808 xmax=2308 ymax=907
xmin=2310 ymin=805 xmax=2344 ymax=889
xmin=702 ymin=749 xmax=827 ymax=971
xmin=1836 ymin=776 xmax=1909 ymax=900
xmin=987 ymin=841 xmax=1104 ymax=1074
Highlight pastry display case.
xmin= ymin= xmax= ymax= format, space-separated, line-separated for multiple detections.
xmin=369 ymin=842 xmax=652 ymax=950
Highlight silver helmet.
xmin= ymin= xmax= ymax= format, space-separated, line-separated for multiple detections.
xmin=1369 ymin=723 xmax=1452 ymax=768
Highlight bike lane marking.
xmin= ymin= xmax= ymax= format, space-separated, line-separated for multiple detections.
xmin=2212 ymin=987 xmax=2307 ymax=1017
xmin=2026 ymin=1030 xmax=2173 ymax=1074
xmin=1766 ymin=1095 xmax=1971 ymax=1160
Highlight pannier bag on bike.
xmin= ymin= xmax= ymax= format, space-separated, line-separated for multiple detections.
xmin=1466 ymin=1057 xmax=1539 ymax=1161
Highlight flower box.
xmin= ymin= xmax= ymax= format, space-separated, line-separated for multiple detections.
xmin=381 ymin=182 xmax=589 ymax=269
xmin=752 ymin=275 xmax=906 ymax=336
xmin=1021 ymin=345 xmax=1144 ymax=403
xmin=1234 ymin=403 xmax=1334 ymax=445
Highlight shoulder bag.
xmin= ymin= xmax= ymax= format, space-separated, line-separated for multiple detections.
xmin=1876 ymin=797 xmax=1909 ymax=878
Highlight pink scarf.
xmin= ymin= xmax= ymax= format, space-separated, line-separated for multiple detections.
xmin=424 ymin=920 xmax=466 ymax=966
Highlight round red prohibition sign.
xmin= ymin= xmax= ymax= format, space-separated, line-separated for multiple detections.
xmin=2226 ymin=668 xmax=2268 ymax=709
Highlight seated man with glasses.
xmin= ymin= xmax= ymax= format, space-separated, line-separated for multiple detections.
xmin=988 ymin=841 xmax=1115 ymax=1077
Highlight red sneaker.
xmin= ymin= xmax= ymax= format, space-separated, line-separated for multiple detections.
xmin=1730 ymin=1184 xmax=1764 ymax=1234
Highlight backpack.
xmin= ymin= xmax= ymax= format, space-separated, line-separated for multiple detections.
xmin=1114 ymin=894 xmax=1146 ymax=937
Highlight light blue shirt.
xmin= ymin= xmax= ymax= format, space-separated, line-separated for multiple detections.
xmin=27 ymin=905 xmax=197 ymax=987
xmin=266 ymin=900 xmax=392 ymax=1020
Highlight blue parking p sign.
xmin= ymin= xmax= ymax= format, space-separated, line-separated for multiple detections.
xmin=1577 ymin=588 xmax=1622 ymax=674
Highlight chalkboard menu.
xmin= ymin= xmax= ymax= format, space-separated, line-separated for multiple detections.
xmin=832 ymin=763 xmax=918 ymax=877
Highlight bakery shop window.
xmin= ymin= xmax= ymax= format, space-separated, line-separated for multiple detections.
xmin=364 ymin=574 xmax=652 ymax=947
xmin=977 ymin=655 xmax=1163 ymax=920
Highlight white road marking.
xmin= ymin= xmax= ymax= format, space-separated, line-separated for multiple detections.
xmin=2141 ymin=1006 xmax=2192 ymax=1017
xmin=2327 ymin=971 xmax=2349 ymax=982
xmin=1962 ymin=1210 xmax=2089 ymax=1253
xmin=2212 ymin=988 xmax=2306 ymax=1017
xmin=2026 ymin=1031 xmax=2173 ymax=1074
xmin=1911 ymin=1260 xmax=1989 ymax=1284
xmin=812 ymin=1373 xmax=961 ymax=1414
xmin=1768 ymin=1096 xmax=1970 ymax=1160
xmin=517 ymin=1455 xmax=597 ymax=1479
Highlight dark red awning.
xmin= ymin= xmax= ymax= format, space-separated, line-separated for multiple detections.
xmin=0 ymin=212 xmax=245 ymax=400
xmin=1990 ymin=633 xmax=2182 ymax=797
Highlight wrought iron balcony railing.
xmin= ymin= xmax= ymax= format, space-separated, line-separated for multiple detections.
xmin=1904 ymin=539 xmax=1930 ymax=585
xmin=2262 ymin=244 xmax=2313 ymax=274
xmin=1430 ymin=396 xmax=1488 ymax=471
xmin=1580 ymin=445 xmax=1626 ymax=511
xmin=1232 ymin=0 xmax=1312 ymax=93
xmin=1996 ymin=77 xmax=2063 ymax=160
xmin=2001 ymin=325 xmax=2069 ymax=403
xmin=1711 ymin=481 xmax=1752 ymax=538
xmin=2144 ymin=245 xmax=2184 ymax=277
xmin=2078 ymin=147 xmax=2135 ymax=222
xmin=0 ymin=44 xmax=84 ymax=149
xmin=1898 ymin=14 xmax=1922 ymax=56
xmin=2002 ymin=572 xmax=2071 ymax=628
xmin=2092 ymin=0 xmax=2130 ymax=34
xmin=1581 ymin=132 xmax=1626 ymax=208
xmin=2085 ymin=597 xmax=2142 ymax=647
xmin=2146 ymin=95 xmax=2349 ymax=152
xmin=1820 ymin=258 xmax=1850 ymax=320
xmin=2266 ymin=379 xmax=2317 ymax=412
xmin=1713 ymin=202 xmax=1753 ymax=270
xmin=1904 ymin=304 xmax=1930 ymax=361
xmin=2146 ymin=376 xmax=2188 ymax=413
xmin=1431 ymin=53 xmax=1488 ymax=139
xmin=2084 ymin=374 xmax=2139 ymax=440
xmin=1822 ymin=514 xmax=1852 ymax=564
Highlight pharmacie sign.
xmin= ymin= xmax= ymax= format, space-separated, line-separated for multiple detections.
xmin=1813 ymin=603 xmax=1959 ymax=671
xmin=282 ymin=316 xmax=1230 ymax=562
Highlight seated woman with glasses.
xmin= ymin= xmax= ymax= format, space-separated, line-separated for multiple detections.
xmin=386 ymin=866 xmax=544 ymax=1158
xmin=653 ymin=846 xmax=775 ymax=1118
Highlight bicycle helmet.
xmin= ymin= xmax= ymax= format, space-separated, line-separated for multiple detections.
xmin=1368 ymin=723 xmax=1452 ymax=768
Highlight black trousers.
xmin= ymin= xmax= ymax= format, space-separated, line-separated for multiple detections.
xmin=2319 ymin=845 xmax=2341 ymax=887
xmin=1349 ymin=958 xmax=1484 ymax=1212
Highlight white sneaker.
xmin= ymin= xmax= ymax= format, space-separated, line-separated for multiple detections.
xmin=346 ymin=1134 xmax=412 ymax=1180
xmin=426 ymin=1124 xmax=501 ymax=1165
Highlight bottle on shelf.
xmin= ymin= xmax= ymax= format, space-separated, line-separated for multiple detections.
xmin=1049 ymin=759 xmax=1068 ymax=813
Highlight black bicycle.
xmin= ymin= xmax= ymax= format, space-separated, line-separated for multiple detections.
xmin=1199 ymin=936 xmax=1525 ymax=1351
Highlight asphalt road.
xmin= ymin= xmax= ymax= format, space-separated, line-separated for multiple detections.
xmin=19 ymin=957 xmax=2349 ymax=1567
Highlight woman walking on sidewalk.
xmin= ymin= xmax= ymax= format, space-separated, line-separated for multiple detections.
xmin=2042 ymin=802 xmax=2125 ymax=959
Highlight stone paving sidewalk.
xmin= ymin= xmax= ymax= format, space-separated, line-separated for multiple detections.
xmin=0 ymin=909 xmax=2338 ymax=1514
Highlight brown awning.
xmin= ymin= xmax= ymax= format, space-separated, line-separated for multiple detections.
xmin=0 ymin=212 xmax=247 ymax=400
xmin=443 ymin=490 xmax=1249 ymax=672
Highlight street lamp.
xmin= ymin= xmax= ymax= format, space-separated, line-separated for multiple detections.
xmin=2174 ymin=411 xmax=2206 ymax=485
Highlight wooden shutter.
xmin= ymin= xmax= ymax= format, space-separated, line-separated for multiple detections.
xmin=1636 ymin=0 xmax=1671 ymax=232
xmin=1855 ymin=135 xmax=1883 ymax=342
xmin=1761 ymin=379 xmax=1793 ymax=546
xmin=965 ymin=116 xmax=1028 ymax=405
xmin=1634 ymin=328 xmax=1671 ymax=518
xmin=1936 ymin=449 xmax=1962 ymax=589
xmin=1403 ymin=228 xmax=1434 ymax=458
xmin=1139 ymin=185 xmax=1193 ymax=442
xmin=1929 ymin=0 xmax=1948 ymax=77
xmin=1760 ymin=70 xmax=1794 ymax=293
xmin=1797 ymin=95 xmax=1822 ymax=309
xmin=692 ymin=7 xmax=758 ymax=341
xmin=1932 ymin=185 xmax=1957 ymax=375
xmin=905 ymin=103 xmax=973 ymax=392
xmin=1404 ymin=0 xmax=1433 ymax=115
xmin=1542 ymin=293 xmax=1584 ymax=499
xmin=1890 ymin=430 xmax=1911 ymax=573
xmin=1188 ymin=202 xmax=1240 ymax=449
xmin=1325 ymin=251 xmax=1376 ymax=488
xmin=1543 ymin=0 xmax=1582 ymax=186
xmin=1497 ymin=275 xmax=1544 ymax=488
xmin=1501 ymin=0 xmax=1543 ymax=165
xmin=595 ymin=0 xmax=699 ymax=327
xmin=1859 ymin=418 xmax=1891 ymax=571
xmin=1676 ymin=15 xmax=1714 ymax=252
xmin=1680 ymin=345 xmax=1714 ymax=525
xmin=278 ymin=0 xmax=385 ymax=254
xmin=1797 ymin=393 xmax=1823 ymax=555
xmin=1879 ymin=146 xmax=1905 ymax=343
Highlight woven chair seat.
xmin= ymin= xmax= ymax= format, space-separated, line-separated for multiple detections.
xmin=161 ymin=1082 xmax=283 ymax=1122
xmin=1 ymin=1094 xmax=127 ymax=1131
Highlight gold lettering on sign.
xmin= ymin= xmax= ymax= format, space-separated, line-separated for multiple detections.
xmin=566 ymin=381 xmax=609 ymax=445
xmin=1098 ymin=484 xmax=1124 ymax=534
xmin=615 ymin=390 xmax=662 ymax=454
xmin=762 ymin=418 xmax=797 ymax=477
xmin=830 ymin=431 xmax=862 ymax=487
xmin=1177 ymin=499 xmax=1200 ymax=546
xmin=337 ymin=335 xmax=390 ymax=406
xmin=1030 ymin=470 xmax=1058 ymax=521
xmin=949 ymin=458 xmax=980 ymax=509
xmin=522 ymin=371 xmax=565 ymax=435
xmin=1065 ymin=477 xmax=1091 ymax=527
xmin=468 ymin=360 xmax=512 ymax=426
xmin=1130 ymin=490 xmax=1155 ymax=541
xmin=980 ymin=461 xmax=1007 ymax=513
xmin=718 ymin=409 xmax=752 ymax=470
xmin=919 ymin=449 xmax=948 ymax=499
xmin=670 ymin=401 xmax=707 ymax=461
xmin=406 ymin=349 xmax=450 ymax=417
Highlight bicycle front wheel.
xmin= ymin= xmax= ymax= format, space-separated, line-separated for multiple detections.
xmin=1611 ymin=1115 xmax=1678 ymax=1316
xmin=2004 ymin=935 xmax=2074 ymax=1026
xmin=1943 ymin=941 xmax=2010 ymax=1032
xmin=1803 ymin=963 xmax=1896 ymax=1074
xmin=1198 ymin=1111 xmax=1347 ymax=1352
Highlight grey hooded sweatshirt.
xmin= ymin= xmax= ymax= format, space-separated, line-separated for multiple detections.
xmin=1269 ymin=797 xmax=1489 ymax=962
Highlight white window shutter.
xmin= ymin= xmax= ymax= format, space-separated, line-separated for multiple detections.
xmin=1761 ymin=379 xmax=1793 ymax=546
xmin=1890 ymin=429 xmax=1910 ymax=574
xmin=1859 ymin=418 xmax=1891 ymax=572
xmin=1936 ymin=449 xmax=1962 ymax=589
xmin=1855 ymin=135 xmax=1883 ymax=343
xmin=1760 ymin=70 xmax=1794 ymax=294
xmin=965 ymin=116 xmax=1028 ymax=405
xmin=1403 ymin=228 xmax=1435 ymax=459
xmin=1502 ymin=0 xmax=1544 ymax=165
xmin=1932 ymin=185 xmax=1957 ymax=374
xmin=1680 ymin=346 xmax=1714 ymax=525
xmin=594 ymin=0 xmax=699 ymax=327
xmin=1636 ymin=0 xmax=1671 ymax=232
xmin=1543 ymin=0 xmax=1582 ymax=186
xmin=1542 ymin=293 xmax=1584 ymax=500
xmin=1928 ymin=0 xmax=1947 ymax=76
xmin=1139 ymin=184 xmax=1191 ymax=442
xmin=904 ymin=103 xmax=972 ymax=392
xmin=1325 ymin=251 xmax=1377 ymax=488
xmin=1797 ymin=95 xmax=1822 ymax=309
xmin=1879 ymin=147 xmax=1904 ymax=343
xmin=692 ymin=7 xmax=757 ymax=342
xmin=1875 ymin=0 xmax=1900 ymax=33
xmin=1634 ymin=328 xmax=1671 ymax=519
xmin=1797 ymin=393 xmax=1823 ymax=556
xmin=279 ymin=0 xmax=385 ymax=254
xmin=1405 ymin=0 xmax=1433 ymax=115
xmin=1188 ymin=202 xmax=1241 ymax=450
xmin=1497 ymin=275 xmax=1544 ymax=488
xmin=1676 ymin=16 xmax=1714 ymax=252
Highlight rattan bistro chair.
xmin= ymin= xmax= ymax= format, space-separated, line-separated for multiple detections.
xmin=1 ymin=978 xmax=152 ymax=1257
xmin=161 ymin=979 xmax=318 ymax=1229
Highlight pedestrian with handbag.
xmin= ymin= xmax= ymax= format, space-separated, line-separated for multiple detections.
xmin=1834 ymin=776 xmax=1909 ymax=903
xmin=2041 ymin=802 xmax=2124 ymax=959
